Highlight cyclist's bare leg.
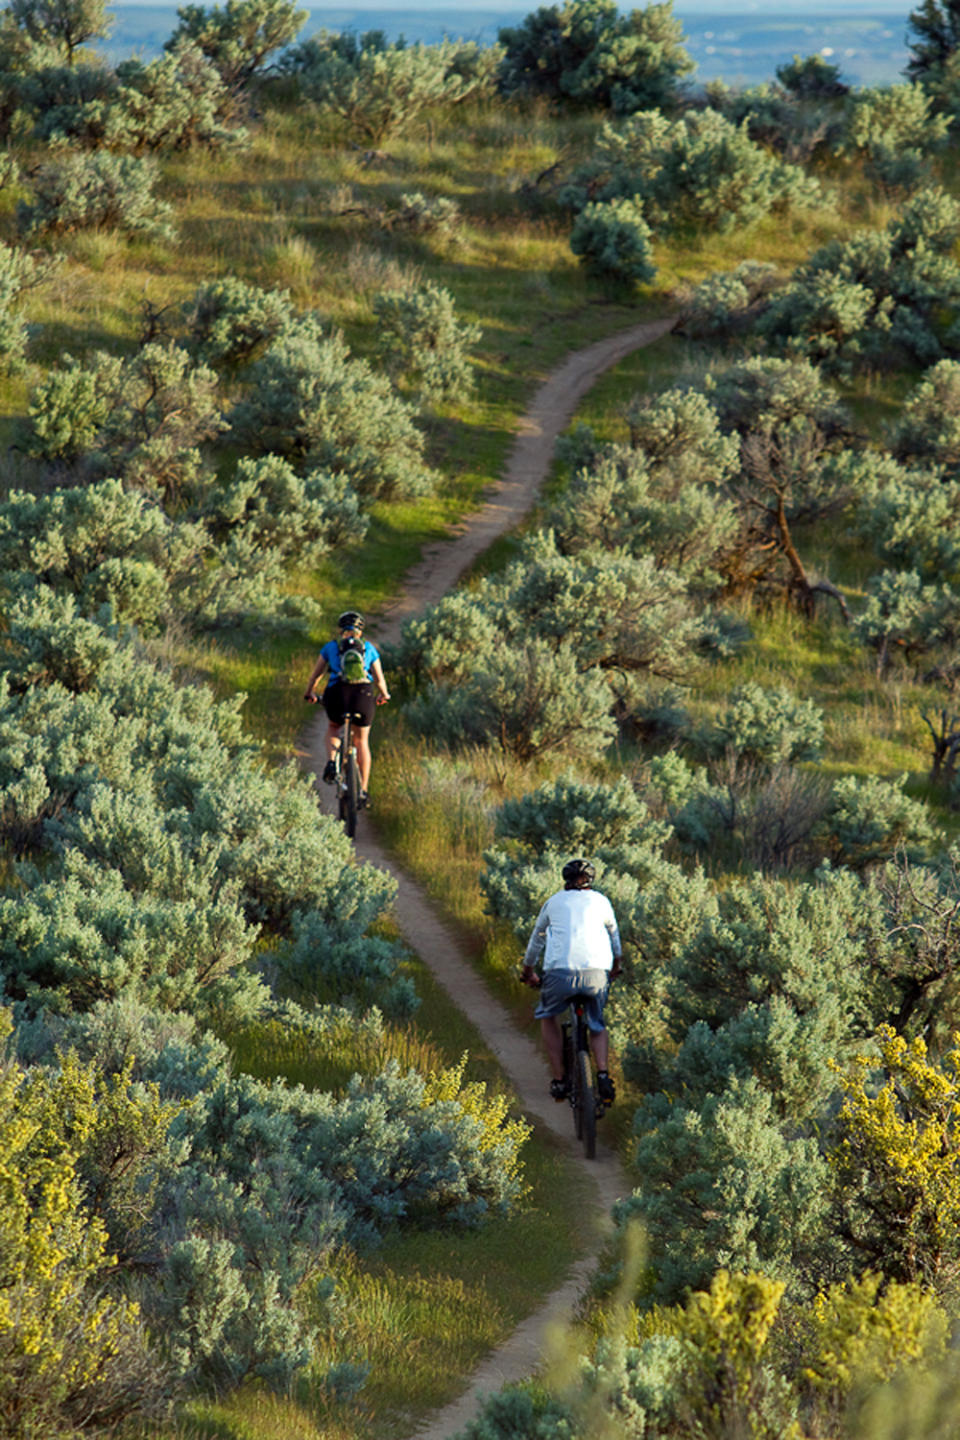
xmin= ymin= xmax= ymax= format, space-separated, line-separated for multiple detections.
xmin=326 ymin=722 xmax=342 ymax=764
xmin=354 ymin=724 xmax=372 ymax=791
xmin=541 ymin=1016 xmax=565 ymax=1081
xmin=592 ymin=1028 xmax=609 ymax=1073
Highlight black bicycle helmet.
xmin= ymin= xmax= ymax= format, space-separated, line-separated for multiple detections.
xmin=562 ymin=858 xmax=595 ymax=889
xmin=338 ymin=610 xmax=364 ymax=632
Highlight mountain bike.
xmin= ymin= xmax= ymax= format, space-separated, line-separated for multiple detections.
xmin=561 ymin=999 xmax=605 ymax=1160
xmin=519 ymin=969 xmax=609 ymax=1161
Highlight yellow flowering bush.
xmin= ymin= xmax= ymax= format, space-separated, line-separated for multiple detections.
xmin=0 ymin=1013 xmax=168 ymax=1435
xmin=423 ymin=1054 xmax=532 ymax=1207
xmin=828 ymin=1025 xmax=960 ymax=1293
xmin=804 ymin=1272 xmax=947 ymax=1402
xmin=672 ymin=1270 xmax=802 ymax=1440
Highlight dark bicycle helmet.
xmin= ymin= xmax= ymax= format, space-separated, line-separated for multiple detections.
xmin=562 ymin=858 xmax=595 ymax=889
xmin=338 ymin=610 xmax=364 ymax=632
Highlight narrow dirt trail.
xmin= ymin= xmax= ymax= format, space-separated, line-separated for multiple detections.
xmin=303 ymin=314 xmax=675 ymax=1440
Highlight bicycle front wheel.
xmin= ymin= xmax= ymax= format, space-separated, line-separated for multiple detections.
xmin=578 ymin=1047 xmax=597 ymax=1159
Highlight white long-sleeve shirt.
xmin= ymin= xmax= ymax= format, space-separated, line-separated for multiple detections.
xmin=524 ymin=888 xmax=622 ymax=973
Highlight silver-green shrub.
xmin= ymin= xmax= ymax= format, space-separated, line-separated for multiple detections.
xmin=562 ymin=107 xmax=819 ymax=237
xmin=760 ymin=187 xmax=960 ymax=370
xmin=373 ymin=282 xmax=481 ymax=403
xmin=400 ymin=530 xmax=705 ymax=757
xmin=9 ymin=0 xmax=111 ymax=62
xmin=18 ymin=150 xmax=176 ymax=240
xmin=679 ymin=260 xmax=779 ymax=339
xmin=284 ymin=31 xmax=493 ymax=143
xmin=183 ymin=275 xmax=294 ymax=368
xmin=703 ymin=682 xmax=825 ymax=768
xmin=852 ymin=568 xmax=960 ymax=676
xmin=0 ymin=239 xmax=59 ymax=371
xmin=839 ymin=82 xmax=950 ymax=194
xmin=230 ymin=314 xmax=436 ymax=500
xmin=823 ymin=773 xmax=939 ymax=869
xmin=26 ymin=45 xmax=244 ymax=151
xmin=889 ymin=359 xmax=960 ymax=479
xmin=552 ymin=359 xmax=854 ymax=618
xmin=569 ymin=196 xmax=656 ymax=286
xmin=166 ymin=0 xmax=307 ymax=91
xmin=497 ymin=0 xmax=692 ymax=113
xmin=27 ymin=342 xmax=225 ymax=502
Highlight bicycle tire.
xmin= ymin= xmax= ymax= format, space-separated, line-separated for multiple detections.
xmin=336 ymin=722 xmax=347 ymax=828
xmin=569 ymin=1019 xmax=585 ymax=1142
xmin=578 ymin=1047 xmax=597 ymax=1159
xmin=343 ymin=749 xmax=359 ymax=838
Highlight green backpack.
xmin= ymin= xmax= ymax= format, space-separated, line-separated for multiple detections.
xmin=339 ymin=636 xmax=369 ymax=684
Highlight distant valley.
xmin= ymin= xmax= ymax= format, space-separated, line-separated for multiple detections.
xmin=103 ymin=5 xmax=910 ymax=86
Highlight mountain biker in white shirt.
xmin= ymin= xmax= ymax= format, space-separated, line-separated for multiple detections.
xmin=521 ymin=858 xmax=622 ymax=1104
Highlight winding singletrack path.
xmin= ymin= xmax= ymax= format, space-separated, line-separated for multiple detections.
xmin=304 ymin=315 xmax=676 ymax=1440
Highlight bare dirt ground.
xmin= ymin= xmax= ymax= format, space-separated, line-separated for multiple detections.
xmin=303 ymin=315 xmax=675 ymax=1440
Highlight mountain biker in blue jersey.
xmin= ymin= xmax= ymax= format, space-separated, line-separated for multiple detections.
xmin=304 ymin=610 xmax=390 ymax=809
xmin=521 ymin=858 xmax=622 ymax=1104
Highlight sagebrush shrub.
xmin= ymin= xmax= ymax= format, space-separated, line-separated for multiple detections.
xmin=497 ymin=0 xmax=692 ymax=111
xmin=679 ymin=260 xmax=779 ymax=339
xmin=285 ymin=31 xmax=497 ymax=143
xmin=183 ymin=275 xmax=294 ymax=367
xmin=18 ymin=151 xmax=176 ymax=240
xmin=0 ymin=240 xmax=58 ymax=370
xmin=839 ymin=83 xmax=949 ymax=194
xmin=760 ymin=187 xmax=960 ymax=370
xmin=230 ymin=314 xmax=436 ymax=500
xmin=822 ymin=773 xmax=939 ymax=867
xmin=9 ymin=0 xmax=111 ymax=61
xmin=889 ymin=359 xmax=960 ymax=478
xmin=704 ymin=682 xmax=825 ymax=768
xmin=562 ymin=107 xmax=819 ymax=237
xmin=569 ymin=196 xmax=656 ymax=286
xmin=27 ymin=342 xmax=225 ymax=503
xmin=373 ymin=282 xmax=481 ymax=402
xmin=31 ymin=42 xmax=247 ymax=152
xmin=166 ymin=0 xmax=306 ymax=90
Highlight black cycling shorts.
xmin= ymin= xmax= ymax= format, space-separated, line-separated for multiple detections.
xmin=322 ymin=680 xmax=375 ymax=727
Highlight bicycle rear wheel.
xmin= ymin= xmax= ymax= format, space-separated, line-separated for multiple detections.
xmin=572 ymin=1062 xmax=583 ymax=1142
xmin=578 ymin=1047 xmax=597 ymax=1159
xmin=342 ymin=750 xmax=359 ymax=837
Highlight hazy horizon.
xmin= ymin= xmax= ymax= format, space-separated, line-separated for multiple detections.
xmin=103 ymin=1 xmax=912 ymax=85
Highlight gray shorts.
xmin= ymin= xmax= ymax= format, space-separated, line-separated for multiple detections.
xmin=534 ymin=968 xmax=609 ymax=1033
